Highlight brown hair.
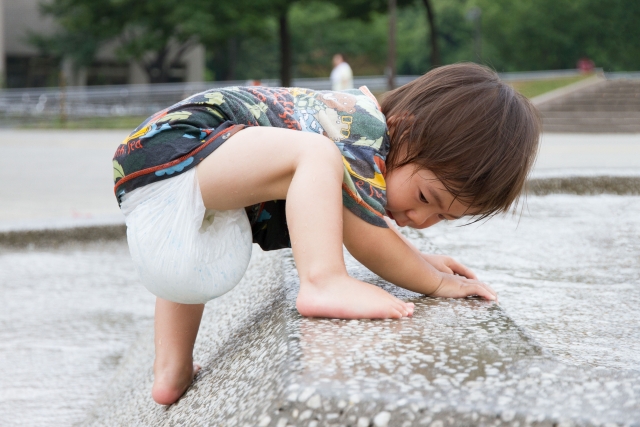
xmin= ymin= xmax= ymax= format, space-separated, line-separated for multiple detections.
xmin=381 ymin=63 xmax=541 ymax=220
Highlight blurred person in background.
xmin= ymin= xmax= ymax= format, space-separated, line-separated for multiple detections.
xmin=330 ymin=53 xmax=353 ymax=90
xmin=577 ymin=57 xmax=595 ymax=73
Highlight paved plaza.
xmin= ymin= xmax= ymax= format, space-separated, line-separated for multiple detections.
xmin=0 ymin=129 xmax=127 ymax=229
xmin=1 ymin=129 xmax=639 ymax=230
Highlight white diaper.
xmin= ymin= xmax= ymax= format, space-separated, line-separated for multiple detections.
xmin=120 ymin=168 xmax=253 ymax=304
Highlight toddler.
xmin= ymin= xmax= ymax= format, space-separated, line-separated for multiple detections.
xmin=112 ymin=63 xmax=540 ymax=405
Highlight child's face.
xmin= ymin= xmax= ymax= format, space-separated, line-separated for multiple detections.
xmin=385 ymin=165 xmax=471 ymax=229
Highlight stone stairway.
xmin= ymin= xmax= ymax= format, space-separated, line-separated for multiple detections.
xmin=538 ymin=79 xmax=640 ymax=133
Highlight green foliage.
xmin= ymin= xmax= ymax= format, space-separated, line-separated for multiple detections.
xmin=30 ymin=0 xmax=640 ymax=87
xmin=478 ymin=0 xmax=640 ymax=71
xmin=207 ymin=0 xmax=469 ymax=80
xmin=32 ymin=0 xmax=205 ymax=82
xmin=203 ymin=1 xmax=392 ymax=81
xmin=290 ymin=2 xmax=388 ymax=77
xmin=395 ymin=0 xmax=475 ymax=74
xmin=325 ymin=0 xmax=414 ymax=20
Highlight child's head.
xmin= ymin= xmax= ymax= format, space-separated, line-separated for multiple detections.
xmin=381 ymin=63 xmax=541 ymax=223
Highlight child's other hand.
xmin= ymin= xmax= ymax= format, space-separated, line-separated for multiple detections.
xmin=430 ymin=272 xmax=498 ymax=301
xmin=422 ymin=254 xmax=478 ymax=280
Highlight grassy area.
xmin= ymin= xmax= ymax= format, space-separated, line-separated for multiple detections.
xmin=375 ymin=74 xmax=594 ymax=103
xmin=21 ymin=115 xmax=148 ymax=130
xmin=509 ymin=74 xmax=593 ymax=99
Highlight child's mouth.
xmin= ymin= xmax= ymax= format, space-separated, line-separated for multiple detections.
xmin=386 ymin=210 xmax=395 ymax=220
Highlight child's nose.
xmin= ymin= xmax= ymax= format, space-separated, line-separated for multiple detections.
xmin=409 ymin=209 xmax=437 ymax=227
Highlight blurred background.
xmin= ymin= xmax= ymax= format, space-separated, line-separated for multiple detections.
xmin=0 ymin=0 xmax=638 ymax=128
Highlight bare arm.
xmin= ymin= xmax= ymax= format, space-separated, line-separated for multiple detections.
xmin=342 ymin=208 xmax=441 ymax=294
xmin=383 ymin=217 xmax=479 ymax=280
xmin=342 ymin=208 xmax=496 ymax=300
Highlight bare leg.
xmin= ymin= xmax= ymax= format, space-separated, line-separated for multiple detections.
xmin=152 ymin=297 xmax=204 ymax=405
xmin=195 ymin=127 xmax=414 ymax=320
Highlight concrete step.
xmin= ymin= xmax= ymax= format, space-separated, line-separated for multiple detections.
xmin=582 ymin=90 xmax=640 ymax=95
xmin=540 ymin=104 xmax=640 ymax=114
xmin=543 ymin=117 xmax=640 ymax=125
xmin=546 ymin=99 xmax=640 ymax=105
xmin=543 ymin=123 xmax=640 ymax=133
xmin=537 ymin=80 xmax=640 ymax=132
xmin=540 ymin=111 xmax=640 ymax=119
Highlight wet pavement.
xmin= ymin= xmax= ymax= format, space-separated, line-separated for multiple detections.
xmin=82 ymin=194 xmax=640 ymax=426
xmin=0 ymin=240 xmax=154 ymax=427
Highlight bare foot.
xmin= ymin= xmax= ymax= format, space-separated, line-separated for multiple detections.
xmin=151 ymin=362 xmax=201 ymax=405
xmin=296 ymin=274 xmax=414 ymax=319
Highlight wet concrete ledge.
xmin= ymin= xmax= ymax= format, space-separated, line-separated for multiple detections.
xmin=527 ymin=175 xmax=640 ymax=195
xmin=0 ymin=224 xmax=126 ymax=248
xmin=1 ymin=175 xmax=639 ymax=248
xmin=80 ymin=248 xmax=640 ymax=427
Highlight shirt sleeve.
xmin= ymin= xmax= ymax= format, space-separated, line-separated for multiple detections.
xmin=341 ymin=144 xmax=389 ymax=228
xmin=333 ymin=88 xmax=390 ymax=228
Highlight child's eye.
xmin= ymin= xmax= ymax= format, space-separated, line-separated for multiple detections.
xmin=419 ymin=193 xmax=428 ymax=203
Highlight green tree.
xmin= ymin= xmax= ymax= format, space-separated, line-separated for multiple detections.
xmin=183 ymin=0 xmax=274 ymax=81
xmin=421 ymin=0 xmax=440 ymax=66
xmin=477 ymin=0 xmax=640 ymax=71
xmin=191 ymin=0 xmax=299 ymax=86
xmin=31 ymin=0 xmax=202 ymax=83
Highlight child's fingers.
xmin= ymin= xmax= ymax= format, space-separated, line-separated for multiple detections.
xmin=450 ymin=261 xmax=478 ymax=280
xmin=481 ymin=282 xmax=498 ymax=299
xmin=465 ymin=281 xmax=497 ymax=301
xmin=461 ymin=279 xmax=498 ymax=301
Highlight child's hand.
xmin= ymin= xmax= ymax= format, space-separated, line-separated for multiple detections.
xmin=422 ymin=254 xmax=478 ymax=280
xmin=429 ymin=272 xmax=498 ymax=301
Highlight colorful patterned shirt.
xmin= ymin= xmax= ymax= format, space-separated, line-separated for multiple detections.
xmin=113 ymin=86 xmax=390 ymax=251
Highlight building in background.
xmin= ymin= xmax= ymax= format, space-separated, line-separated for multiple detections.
xmin=0 ymin=0 xmax=205 ymax=88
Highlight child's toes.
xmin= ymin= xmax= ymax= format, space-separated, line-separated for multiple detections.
xmin=390 ymin=308 xmax=405 ymax=319
xmin=390 ymin=299 xmax=407 ymax=312
xmin=392 ymin=301 xmax=413 ymax=318
xmin=404 ymin=303 xmax=414 ymax=316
